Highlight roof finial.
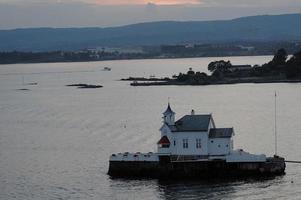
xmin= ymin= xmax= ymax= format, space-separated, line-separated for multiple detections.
xmin=163 ymin=98 xmax=175 ymax=115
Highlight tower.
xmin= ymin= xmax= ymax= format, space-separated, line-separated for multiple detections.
xmin=163 ymin=103 xmax=175 ymax=125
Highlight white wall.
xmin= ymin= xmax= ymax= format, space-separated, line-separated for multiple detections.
xmin=172 ymin=131 xmax=209 ymax=155
xmin=208 ymin=138 xmax=231 ymax=155
xmin=158 ymin=118 xmax=233 ymax=156
xmin=158 ymin=124 xmax=173 ymax=154
xmin=226 ymin=150 xmax=266 ymax=162
xmin=209 ymin=118 xmax=216 ymax=129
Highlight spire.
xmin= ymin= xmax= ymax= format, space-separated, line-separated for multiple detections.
xmin=163 ymin=103 xmax=175 ymax=116
xmin=162 ymin=103 xmax=176 ymax=125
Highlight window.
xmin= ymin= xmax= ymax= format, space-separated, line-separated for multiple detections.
xmin=196 ymin=139 xmax=202 ymax=149
xmin=183 ymin=139 xmax=188 ymax=149
xmin=161 ymin=144 xmax=170 ymax=148
xmin=174 ymin=140 xmax=176 ymax=146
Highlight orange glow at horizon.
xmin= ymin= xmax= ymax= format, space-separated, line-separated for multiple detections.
xmin=90 ymin=0 xmax=200 ymax=5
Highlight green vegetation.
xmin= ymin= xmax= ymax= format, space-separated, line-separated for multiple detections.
xmin=251 ymin=48 xmax=301 ymax=79
xmin=127 ymin=48 xmax=301 ymax=86
xmin=176 ymin=68 xmax=209 ymax=85
xmin=172 ymin=48 xmax=301 ymax=85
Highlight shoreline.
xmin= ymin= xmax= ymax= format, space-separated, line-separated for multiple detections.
xmin=125 ymin=78 xmax=301 ymax=86
xmin=0 ymin=54 xmax=273 ymax=65
xmin=125 ymin=48 xmax=301 ymax=87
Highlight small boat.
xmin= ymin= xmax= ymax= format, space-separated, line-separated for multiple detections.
xmin=103 ymin=67 xmax=111 ymax=71
xmin=27 ymin=82 xmax=38 ymax=85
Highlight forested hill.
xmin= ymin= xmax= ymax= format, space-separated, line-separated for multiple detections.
xmin=0 ymin=13 xmax=301 ymax=51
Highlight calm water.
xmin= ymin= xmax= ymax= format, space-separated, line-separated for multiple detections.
xmin=1 ymin=56 xmax=301 ymax=200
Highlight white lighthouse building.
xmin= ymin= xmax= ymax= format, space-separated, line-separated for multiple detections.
xmin=110 ymin=103 xmax=267 ymax=163
xmin=158 ymin=103 xmax=234 ymax=158
xmin=109 ymin=103 xmax=286 ymax=178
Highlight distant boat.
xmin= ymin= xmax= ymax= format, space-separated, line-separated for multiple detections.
xmin=21 ymin=75 xmax=38 ymax=86
xmin=27 ymin=82 xmax=38 ymax=85
xmin=103 ymin=67 xmax=111 ymax=71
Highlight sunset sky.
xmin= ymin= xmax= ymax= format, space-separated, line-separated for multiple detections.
xmin=0 ymin=0 xmax=200 ymax=5
xmin=0 ymin=0 xmax=300 ymax=29
xmin=89 ymin=0 xmax=200 ymax=5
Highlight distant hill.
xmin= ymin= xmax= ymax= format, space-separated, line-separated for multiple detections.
xmin=0 ymin=13 xmax=301 ymax=52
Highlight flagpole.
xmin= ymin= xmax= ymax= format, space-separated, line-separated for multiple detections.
xmin=274 ymin=91 xmax=278 ymax=156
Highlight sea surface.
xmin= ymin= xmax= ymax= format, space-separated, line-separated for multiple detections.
xmin=1 ymin=56 xmax=301 ymax=200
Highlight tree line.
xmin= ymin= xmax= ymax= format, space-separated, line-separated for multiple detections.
xmin=175 ymin=48 xmax=301 ymax=84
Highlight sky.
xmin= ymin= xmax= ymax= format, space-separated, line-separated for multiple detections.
xmin=90 ymin=0 xmax=200 ymax=5
xmin=0 ymin=0 xmax=301 ymax=29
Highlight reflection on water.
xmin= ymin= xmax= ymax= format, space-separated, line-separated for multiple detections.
xmin=158 ymin=180 xmax=236 ymax=200
xmin=109 ymin=176 xmax=287 ymax=200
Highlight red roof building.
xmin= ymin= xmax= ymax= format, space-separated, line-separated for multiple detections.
xmin=157 ymin=136 xmax=170 ymax=145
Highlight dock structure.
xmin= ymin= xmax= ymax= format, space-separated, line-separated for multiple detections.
xmin=108 ymin=104 xmax=286 ymax=179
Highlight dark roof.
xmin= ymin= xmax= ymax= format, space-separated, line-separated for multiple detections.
xmin=163 ymin=103 xmax=175 ymax=115
xmin=172 ymin=115 xmax=211 ymax=132
xmin=157 ymin=136 xmax=170 ymax=144
xmin=209 ymin=128 xmax=233 ymax=138
xmin=166 ymin=125 xmax=178 ymax=132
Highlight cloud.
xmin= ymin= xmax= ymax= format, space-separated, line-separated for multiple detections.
xmin=1 ymin=0 xmax=300 ymax=6
xmin=199 ymin=0 xmax=301 ymax=7
xmin=0 ymin=0 xmax=300 ymax=29
xmin=87 ymin=0 xmax=200 ymax=5
xmin=145 ymin=2 xmax=157 ymax=11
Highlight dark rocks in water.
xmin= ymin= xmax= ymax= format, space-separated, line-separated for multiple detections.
xmin=17 ymin=88 xmax=30 ymax=91
xmin=66 ymin=83 xmax=103 ymax=89
xmin=78 ymin=85 xmax=103 ymax=89
xmin=66 ymin=84 xmax=89 ymax=87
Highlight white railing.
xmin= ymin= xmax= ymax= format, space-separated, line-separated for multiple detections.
xmin=110 ymin=152 xmax=159 ymax=162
